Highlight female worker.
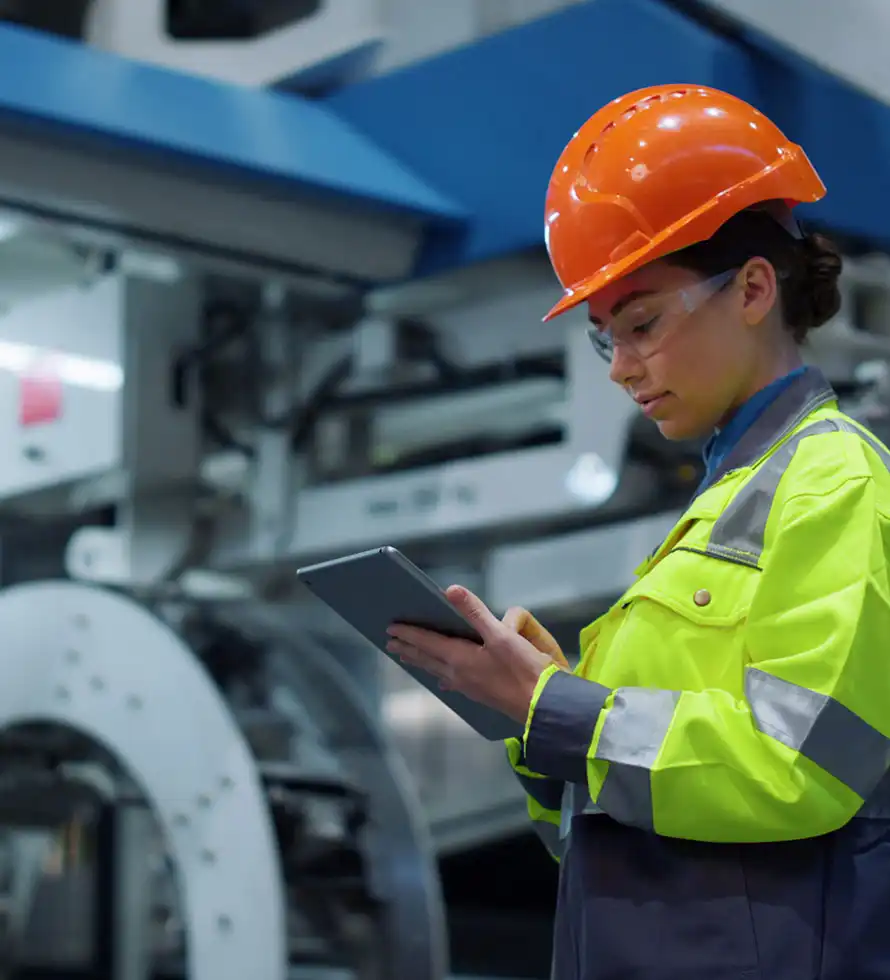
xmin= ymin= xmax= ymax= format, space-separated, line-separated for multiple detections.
xmin=385 ymin=85 xmax=890 ymax=979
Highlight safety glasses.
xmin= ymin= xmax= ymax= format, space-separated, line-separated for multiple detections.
xmin=586 ymin=268 xmax=739 ymax=364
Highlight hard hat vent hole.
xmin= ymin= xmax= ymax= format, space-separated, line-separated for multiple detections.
xmin=582 ymin=143 xmax=599 ymax=168
xmin=600 ymin=88 xmax=693 ymax=137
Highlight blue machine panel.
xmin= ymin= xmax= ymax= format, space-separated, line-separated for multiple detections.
xmin=326 ymin=0 xmax=890 ymax=274
xmin=0 ymin=5 xmax=887 ymax=282
xmin=0 ymin=23 xmax=465 ymax=226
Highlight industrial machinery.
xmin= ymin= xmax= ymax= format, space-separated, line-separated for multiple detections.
xmin=0 ymin=13 xmax=463 ymax=977
xmin=0 ymin=203 xmax=889 ymax=980
xmin=0 ymin=3 xmax=890 ymax=980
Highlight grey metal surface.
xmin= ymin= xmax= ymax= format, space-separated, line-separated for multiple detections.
xmin=0 ymin=270 xmax=200 ymax=522
xmin=0 ymin=581 xmax=288 ymax=980
xmin=3 ymin=831 xmax=51 ymax=959
xmin=249 ymin=286 xmax=299 ymax=560
xmin=55 ymin=270 xmax=213 ymax=586
xmin=118 ymin=274 xmax=202 ymax=494
xmin=113 ymin=808 xmax=155 ymax=980
xmin=212 ymin=444 xmax=620 ymax=568
xmin=0 ymin=277 xmax=122 ymax=505
xmin=19 ymin=866 xmax=95 ymax=968
xmin=0 ymin=126 xmax=423 ymax=283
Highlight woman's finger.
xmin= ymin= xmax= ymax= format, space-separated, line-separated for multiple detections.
xmin=386 ymin=638 xmax=450 ymax=676
xmin=503 ymin=606 xmax=567 ymax=664
xmin=520 ymin=617 xmax=566 ymax=663
xmin=502 ymin=606 xmax=526 ymax=632
xmin=386 ymin=637 xmax=421 ymax=659
xmin=387 ymin=623 xmax=466 ymax=659
xmin=445 ymin=585 xmax=505 ymax=641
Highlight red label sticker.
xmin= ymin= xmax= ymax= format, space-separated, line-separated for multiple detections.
xmin=20 ymin=360 xmax=63 ymax=427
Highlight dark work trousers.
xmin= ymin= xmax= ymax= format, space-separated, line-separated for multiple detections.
xmin=551 ymin=814 xmax=890 ymax=980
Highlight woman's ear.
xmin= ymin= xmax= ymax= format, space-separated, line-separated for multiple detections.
xmin=739 ymin=257 xmax=780 ymax=326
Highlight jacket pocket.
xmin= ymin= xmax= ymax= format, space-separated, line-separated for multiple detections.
xmin=622 ymin=545 xmax=759 ymax=625
xmin=592 ymin=547 xmax=760 ymax=691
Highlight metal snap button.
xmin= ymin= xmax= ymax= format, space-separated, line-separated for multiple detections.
xmin=693 ymin=589 xmax=711 ymax=607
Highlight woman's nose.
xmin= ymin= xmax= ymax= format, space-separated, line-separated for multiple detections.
xmin=608 ymin=342 xmax=643 ymax=387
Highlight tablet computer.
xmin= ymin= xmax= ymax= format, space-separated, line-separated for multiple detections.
xmin=296 ymin=546 xmax=523 ymax=741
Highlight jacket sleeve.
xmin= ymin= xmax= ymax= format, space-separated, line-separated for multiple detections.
xmin=522 ymin=474 xmax=890 ymax=842
xmin=505 ymin=735 xmax=565 ymax=860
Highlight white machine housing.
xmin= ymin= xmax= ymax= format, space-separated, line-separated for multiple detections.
xmin=85 ymin=0 xmax=385 ymax=89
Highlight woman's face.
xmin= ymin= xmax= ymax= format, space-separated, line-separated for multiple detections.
xmin=585 ymin=258 xmax=781 ymax=440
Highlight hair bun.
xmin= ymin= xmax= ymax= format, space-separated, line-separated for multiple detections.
xmin=794 ymin=232 xmax=843 ymax=334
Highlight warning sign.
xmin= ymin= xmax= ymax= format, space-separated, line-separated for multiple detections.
xmin=19 ymin=359 xmax=63 ymax=427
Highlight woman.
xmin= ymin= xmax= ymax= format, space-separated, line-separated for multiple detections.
xmin=385 ymin=85 xmax=890 ymax=979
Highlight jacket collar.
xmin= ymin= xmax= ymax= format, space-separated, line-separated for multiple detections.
xmin=704 ymin=365 xmax=837 ymax=490
xmin=639 ymin=367 xmax=838 ymax=573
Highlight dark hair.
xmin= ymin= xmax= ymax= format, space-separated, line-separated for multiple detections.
xmin=663 ymin=204 xmax=843 ymax=342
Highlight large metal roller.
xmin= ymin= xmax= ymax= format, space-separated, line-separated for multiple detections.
xmin=0 ymin=581 xmax=446 ymax=980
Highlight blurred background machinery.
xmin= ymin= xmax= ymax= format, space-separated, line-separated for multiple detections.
xmin=0 ymin=2 xmax=887 ymax=979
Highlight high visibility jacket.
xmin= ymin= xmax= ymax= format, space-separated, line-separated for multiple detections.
xmin=507 ymin=367 xmax=890 ymax=979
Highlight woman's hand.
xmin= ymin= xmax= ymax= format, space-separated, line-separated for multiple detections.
xmin=386 ymin=585 xmax=556 ymax=724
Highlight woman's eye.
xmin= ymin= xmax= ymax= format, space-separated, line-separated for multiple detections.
xmin=632 ymin=318 xmax=658 ymax=336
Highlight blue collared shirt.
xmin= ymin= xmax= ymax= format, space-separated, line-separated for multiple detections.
xmin=697 ymin=366 xmax=808 ymax=496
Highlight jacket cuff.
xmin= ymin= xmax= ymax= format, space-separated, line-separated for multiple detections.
xmin=523 ymin=669 xmax=611 ymax=784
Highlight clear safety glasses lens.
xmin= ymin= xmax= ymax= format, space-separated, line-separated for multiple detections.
xmin=586 ymin=268 xmax=738 ymax=364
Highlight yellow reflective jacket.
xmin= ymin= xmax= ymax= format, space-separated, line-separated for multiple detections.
xmin=508 ymin=368 xmax=890 ymax=855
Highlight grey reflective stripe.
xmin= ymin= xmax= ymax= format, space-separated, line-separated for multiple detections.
xmin=707 ymin=433 xmax=800 ymax=566
xmin=844 ymin=418 xmax=890 ymax=470
xmin=594 ymin=688 xmax=681 ymax=831
xmin=746 ymin=668 xmax=890 ymax=799
xmin=531 ymin=818 xmax=564 ymax=859
xmin=708 ymin=418 xmax=833 ymax=564
xmin=514 ymin=771 xmax=564 ymax=812
xmin=712 ymin=413 xmax=890 ymax=798
xmin=708 ymin=417 xmax=890 ymax=565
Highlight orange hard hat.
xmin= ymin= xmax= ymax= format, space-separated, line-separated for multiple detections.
xmin=543 ymin=84 xmax=826 ymax=321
